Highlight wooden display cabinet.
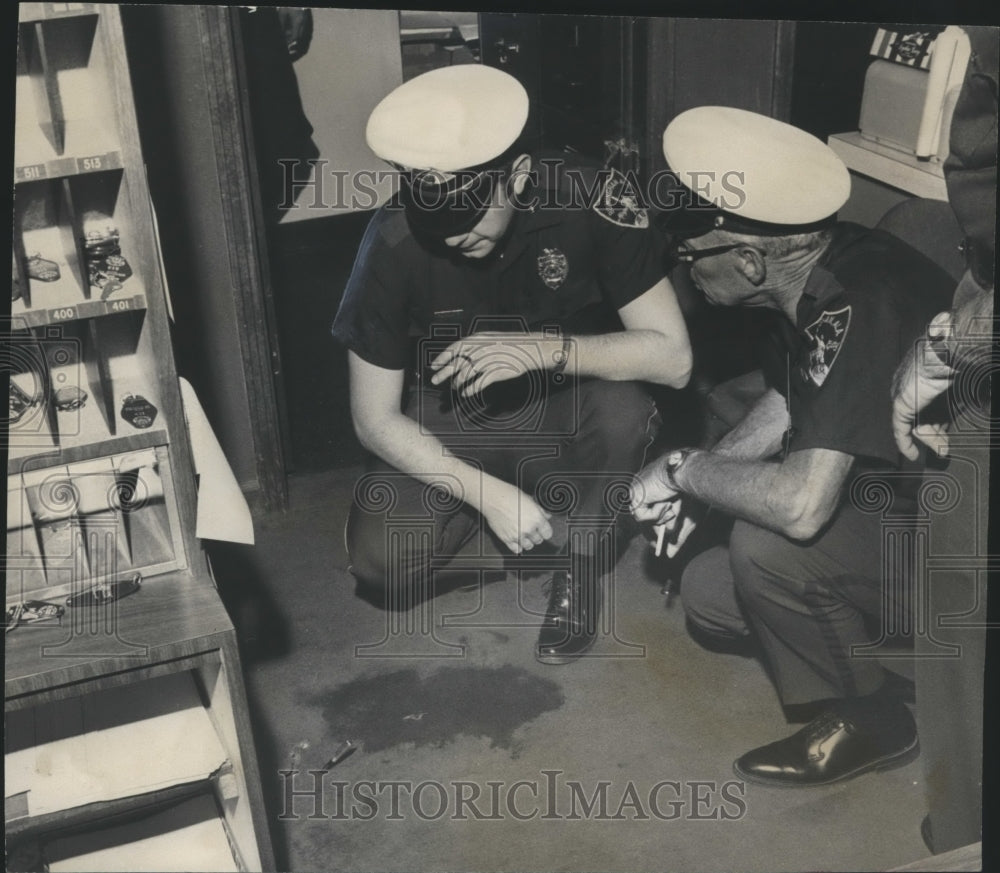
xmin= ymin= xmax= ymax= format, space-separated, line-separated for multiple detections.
xmin=6 ymin=5 xmax=274 ymax=870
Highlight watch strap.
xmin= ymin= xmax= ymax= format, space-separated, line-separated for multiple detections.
xmin=552 ymin=335 xmax=572 ymax=375
xmin=665 ymin=448 xmax=696 ymax=489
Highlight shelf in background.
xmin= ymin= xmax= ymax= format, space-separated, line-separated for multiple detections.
xmin=4 ymin=566 xmax=227 ymax=705
xmin=46 ymin=793 xmax=239 ymax=872
xmin=15 ymin=150 xmax=124 ymax=184
xmin=5 ymin=671 xmax=228 ymax=822
xmin=828 ymin=131 xmax=948 ymax=201
xmin=19 ymin=3 xmax=98 ymax=24
xmin=9 ymin=292 xmax=147 ymax=330
xmin=8 ymin=428 xmax=169 ymax=477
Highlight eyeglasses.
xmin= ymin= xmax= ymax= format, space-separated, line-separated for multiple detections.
xmin=674 ymin=242 xmax=755 ymax=263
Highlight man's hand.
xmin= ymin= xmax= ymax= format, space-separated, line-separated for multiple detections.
xmin=629 ymin=459 xmax=680 ymax=524
xmin=891 ymin=314 xmax=955 ymax=461
xmin=654 ymin=511 xmax=699 ymax=558
xmin=430 ymin=332 xmax=559 ymax=397
xmin=479 ymin=480 xmax=553 ymax=554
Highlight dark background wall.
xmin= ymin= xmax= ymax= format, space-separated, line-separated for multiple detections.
xmin=116 ymin=11 xmax=899 ymax=481
xmin=122 ymin=5 xmax=260 ymax=493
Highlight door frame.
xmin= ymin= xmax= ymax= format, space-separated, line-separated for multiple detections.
xmin=194 ymin=5 xmax=289 ymax=511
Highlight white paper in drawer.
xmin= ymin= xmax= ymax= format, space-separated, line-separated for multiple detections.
xmin=4 ymin=672 xmax=227 ymax=817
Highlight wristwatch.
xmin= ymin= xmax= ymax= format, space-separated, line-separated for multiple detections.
xmin=551 ymin=335 xmax=572 ymax=376
xmin=664 ymin=448 xmax=697 ymax=489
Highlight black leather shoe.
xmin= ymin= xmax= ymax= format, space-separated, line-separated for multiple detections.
xmin=536 ymin=571 xmax=601 ymax=665
xmin=733 ymin=698 xmax=919 ymax=787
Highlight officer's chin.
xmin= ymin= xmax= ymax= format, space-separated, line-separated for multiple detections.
xmin=459 ymin=241 xmax=497 ymax=259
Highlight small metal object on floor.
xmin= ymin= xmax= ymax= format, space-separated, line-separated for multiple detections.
xmin=323 ymin=740 xmax=356 ymax=770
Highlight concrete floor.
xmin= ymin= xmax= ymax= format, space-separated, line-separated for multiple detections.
xmin=223 ymin=468 xmax=939 ymax=872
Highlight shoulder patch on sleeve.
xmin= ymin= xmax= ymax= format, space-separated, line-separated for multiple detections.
xmin=803 ymin=305 xmax=851 ymax=387
xmin=593 ymin=168 xmax=650 ymax=228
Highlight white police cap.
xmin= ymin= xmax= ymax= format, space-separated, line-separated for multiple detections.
xmin=366 ymin=65 xmax=529 ymax=172
xmin=661 ymin=106 xmax=850 ymax=234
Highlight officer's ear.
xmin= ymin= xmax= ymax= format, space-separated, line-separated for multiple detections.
xmin=735 ymin=245 xmax=767 ymax=286
xmin=508 ymin=154 xmax=532 ymax=198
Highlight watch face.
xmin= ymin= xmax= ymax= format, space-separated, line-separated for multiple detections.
xmin=121 ymin=394 xmax=158 ymax=429
xmin=54 ymin=386 xmax=87 ymax=411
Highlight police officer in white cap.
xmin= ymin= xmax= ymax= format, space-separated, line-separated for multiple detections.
xmin=630 ymin=106 xmax=956 ymax=785
xmin=334 ymin=65 xmax=691 ymax=662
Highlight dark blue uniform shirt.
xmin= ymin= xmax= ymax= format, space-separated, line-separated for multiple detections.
xmin=761 ymin=223 xmax=955 ymax=489
xmin=332 ymin=161 xmax=667 ymax=375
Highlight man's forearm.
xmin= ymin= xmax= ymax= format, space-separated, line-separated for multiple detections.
xmin=357 ymin=413 xmax=501 ymax=511
xmin=668 ymin=447 xmax=850 ymax=540
xmin=570 ymin=329 xmax=691 ymax=388
xmin=711 ymin=387 xmax=789 ymax=459
xmin=672 ymin=452 xmax=793 ymax=534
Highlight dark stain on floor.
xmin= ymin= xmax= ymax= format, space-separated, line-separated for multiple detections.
xmin=309 ymin=666 xmax=564 ymax=758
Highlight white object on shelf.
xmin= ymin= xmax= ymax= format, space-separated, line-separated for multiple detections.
xmin=4 ymin=672 xmax=228 ymax=818
xmin=828 ymin=131 xmax=948 ymax=201
xmin=45 ymin=794 xmax=239 ymax=872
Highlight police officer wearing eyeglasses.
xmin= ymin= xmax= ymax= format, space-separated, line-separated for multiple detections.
xmin=333 ymin=66 xmax=691 ymax=663
xmin=631 ymin=107 xmax=956 ymax=786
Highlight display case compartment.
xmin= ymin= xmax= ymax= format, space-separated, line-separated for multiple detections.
xmin=34 ymin=794 xmax=240 ymax=873
xmin=22 ymin=466 xmax=91 ymax=593
xmin=7 ymin=447 xmax=184 ymax=606
xmin=7 ymin=354 xmax=59 ymax=460
xmin=15 ymin=12 xmax=119 ymax=164
xmin=92 ymin=308 xmax=165 ymax=443
xmin=71 ymin=456 xmax=132 ymax=575
xmin=112 ymin=448 xmax=177 ymax=572
xmin=6 ymin=479 xmax=48 ymax=594
xmin=18 ymin=4 xmax=100 ymax=25
xmin=14 ymin=170 xmax=146 ymax=319
xmin=5 ymin=671 xmax=229 ymax=819
xmin=14 ymin=178 xmax=88 ymax=312
xmin=7 ymin=307 xmax=164 ymax=469
xmin=5 ymin=671 xmax=238 ymax=872
xmin=69 ymin=169 xmax=144 ymax=306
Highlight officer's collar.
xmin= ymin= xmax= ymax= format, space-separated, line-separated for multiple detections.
xmin=511 ymin=177 xmax=563 ymax=232
xmin=797 ymin=224 xmax=858 ymax=306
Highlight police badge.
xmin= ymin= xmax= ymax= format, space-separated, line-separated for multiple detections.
xmin=537 ymin=247 xmax=569 ymax=290
xmin=803 ymin=306 xmax=851 ymax=387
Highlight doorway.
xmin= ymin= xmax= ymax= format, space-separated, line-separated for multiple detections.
xmin=243 ymin=10 xmax=647 ymax=474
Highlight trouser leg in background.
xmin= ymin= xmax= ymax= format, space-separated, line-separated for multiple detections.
xmin=346 ymin=377 xmax=657 ymax=608
xmin=916 ymin=437 xmax=989 ymax=853
xmin=682 ymin=503 xmax=902 ymax=707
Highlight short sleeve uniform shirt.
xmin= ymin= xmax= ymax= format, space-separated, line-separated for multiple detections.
xmin=332 ymin=160 xmax=666 ymax=375
xmin=761 ymin=223 xmax=955 ymax=490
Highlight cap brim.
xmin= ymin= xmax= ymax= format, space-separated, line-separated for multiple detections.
xmin=653 ymin=171 xmax=721 ymax=239
xmin=400 ymin=168 xmax=500 ymax=239
xmin=654 ymin=170 xmax=838 ymax=239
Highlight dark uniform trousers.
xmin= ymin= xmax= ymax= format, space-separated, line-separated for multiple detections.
xmin=916 ymin=423 xmax=989 ymax=853
xmin=347 ymin=376 xmax=659 ymax=606
xmin=682 ymin=500 xmax=907 ymax=707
